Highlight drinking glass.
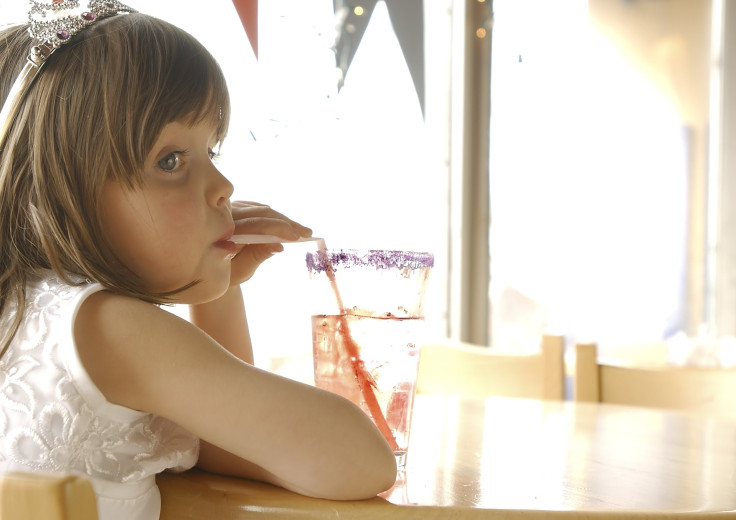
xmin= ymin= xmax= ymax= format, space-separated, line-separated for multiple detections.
xmin=306 ymin=248 xmax=433 ymax=468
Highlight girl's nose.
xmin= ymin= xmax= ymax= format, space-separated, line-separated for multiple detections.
xmin=210 ymin=166 xmax=234 ymax=207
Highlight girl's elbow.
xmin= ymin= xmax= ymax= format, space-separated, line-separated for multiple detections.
xmin=312 ymin=467 xmax=396 ymax=501
xmin=284 ymin=391 xmax=399 ymax=500
xmin=372 ymin=438 xmax=399 ymax=494
xmin=346 ymin=444 xmax=397 ymax=499
xmin=333 ymin=432 xmax=398 ymax=500
xmin=300 ymin=427 xmax=397 ymax=500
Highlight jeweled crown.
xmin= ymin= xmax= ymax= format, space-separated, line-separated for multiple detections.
xmin=0 ymin=0 xmax=136 ymax=151
xmin=28 ymin=0 xmax=135 ymax=49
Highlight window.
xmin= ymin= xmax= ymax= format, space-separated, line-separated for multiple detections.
xmin=489 ymin=0 xmax=713 ymax=353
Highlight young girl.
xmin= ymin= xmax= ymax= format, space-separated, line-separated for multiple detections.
xmin=0 ymin=3 xmax=397 ymax=519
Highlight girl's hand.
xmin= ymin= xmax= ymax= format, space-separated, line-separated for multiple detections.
xmin=228 ymin=201 xmax=312 ymax=285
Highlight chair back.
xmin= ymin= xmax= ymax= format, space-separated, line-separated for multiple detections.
xmin=416 ymin=334 xmax=565 ymax=400
xmin=574 ymin=342 xmax=736 ymax=419
xmin=0 ymin=472 xmax=98 ymax=520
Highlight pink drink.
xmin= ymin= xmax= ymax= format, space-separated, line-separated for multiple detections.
xmin=312 ymin=313 xmax=422 ymax=465
xmin=306 ymin=248 xmax=433 ymax=468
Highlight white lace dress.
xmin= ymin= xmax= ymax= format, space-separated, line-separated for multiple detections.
xmin=0 ymin=273 xmax=199 ymax=520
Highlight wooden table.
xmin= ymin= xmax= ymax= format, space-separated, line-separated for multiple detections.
xmin=158 ymin=395 xmax=736 ymax=519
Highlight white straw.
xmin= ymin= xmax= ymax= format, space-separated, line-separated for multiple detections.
xmin=230 ymin=234 xmax=323 ymax=245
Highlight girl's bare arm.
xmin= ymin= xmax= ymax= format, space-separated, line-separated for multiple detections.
xmin=188 ymin=284 xmax=254 ymax=364
xmin=74 ymin=291 xmax=397 ymax=500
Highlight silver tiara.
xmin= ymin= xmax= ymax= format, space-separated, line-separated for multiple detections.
xmin=0 ymin=0 xmax=136 ymax=152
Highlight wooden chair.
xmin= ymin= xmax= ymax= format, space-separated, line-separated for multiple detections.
xmin=574 ymin=342 xmax=736 ymax=420
xmin=416 ymin=334 xmax=565 ymax=400
xmin=0 ymin=472 xmax=98 ymax=520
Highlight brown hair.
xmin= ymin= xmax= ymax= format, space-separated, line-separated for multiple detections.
xmin=0 ymin=13 xmax=231 ymax=357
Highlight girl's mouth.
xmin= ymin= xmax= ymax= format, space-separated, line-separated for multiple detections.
xmin=214 ymin=239 xmax=238 ymax=255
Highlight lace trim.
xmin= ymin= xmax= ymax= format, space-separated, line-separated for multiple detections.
xmin=0 ymin=273 xmax=198 ymax=482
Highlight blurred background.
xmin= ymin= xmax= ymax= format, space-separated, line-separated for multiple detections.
xmin=2 ymin=0 xmax=732 ymax=367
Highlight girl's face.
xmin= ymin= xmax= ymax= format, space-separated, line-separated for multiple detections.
xmin=100 ymin=120 xmax=236 ymax=304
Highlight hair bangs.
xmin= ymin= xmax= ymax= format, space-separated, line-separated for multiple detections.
xmin=74 ymin=14 xmax=231 ymax=184
xmin=148 ymin=26 xmax=231 ymax=144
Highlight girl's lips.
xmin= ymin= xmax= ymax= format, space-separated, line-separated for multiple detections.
xmin=214 ymin=239 xmax=238 ymax=255
xmin=214 ymin=222 xmax=236 ymax=254
xmin=217 ymin=224 xmax=235 ymax=243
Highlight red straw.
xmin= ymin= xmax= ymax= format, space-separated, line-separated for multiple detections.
xmin=317 ymin=241 xmax=399 ymax=452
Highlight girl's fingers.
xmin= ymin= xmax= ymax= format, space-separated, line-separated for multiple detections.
xmin=231 ymin=201 xmax=297 ymax=221
xmin=226 ymin=201 xmax=310 ymax=285
xmin=234 ymin=218 xmax=302 ymax=240
xmin=231 ymin=202 xmax=312 ymax=240
xmin=229 ymin=243 xmax=284 ymax=285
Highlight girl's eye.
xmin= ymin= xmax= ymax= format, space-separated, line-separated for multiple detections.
xmin=157 ymin=152 xmax=183 ymax=172
xmin=208 ymin=148 xmax=221 ymax=162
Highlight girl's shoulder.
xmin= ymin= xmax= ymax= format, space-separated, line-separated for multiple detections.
xmin=73 ymin=290 xmax=208 ymax=413
xmin=75 ymin=288 xmax=178 ymax=330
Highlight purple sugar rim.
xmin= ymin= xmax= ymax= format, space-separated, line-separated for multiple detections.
xmin=306 ymin=249 xmax=434 ymax=274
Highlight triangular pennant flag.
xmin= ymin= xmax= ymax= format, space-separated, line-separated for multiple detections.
xmin=333 ymin=0 xmax=425 ymax=116
xmin=232 ymin=0 xmax=258 ymax=59
xmin=385 ymin=0 xmax=424 ymax=117
xmin=333 ymin=0 xmax=379 ymax=86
